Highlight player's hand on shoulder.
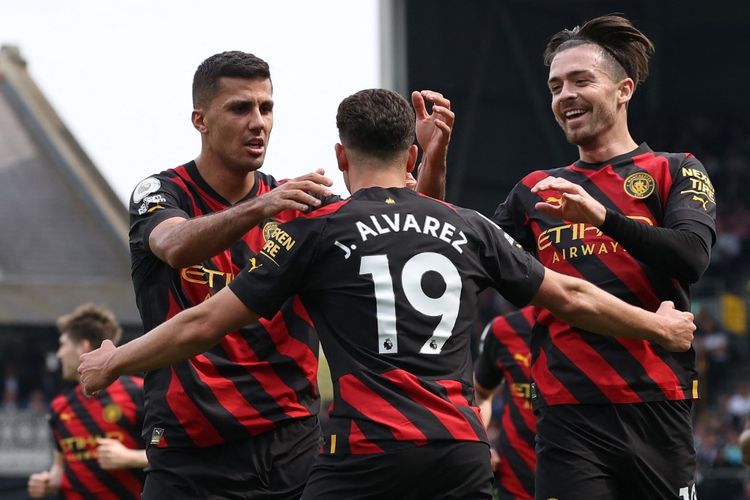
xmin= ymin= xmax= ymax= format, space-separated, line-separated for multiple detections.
xmin=78 ymin=339 xmax=118 ymax=396
xmin=259 ymin=168 xmax=333 ymax=216
xmin=654 ymin=301 xmax=695 ymax=352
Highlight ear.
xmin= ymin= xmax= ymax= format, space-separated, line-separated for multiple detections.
xmin=617 ymin=78 xmax=635 ymax=105
xmin=335 ymin=143 xmax=349 ymax=172
xmin=192 ymin=109 xmax=207 ymax=133
xmin=405 ymin=144 xmax=418 ymax=173
xmin=80 ymin=339 xmax=93 ymax=354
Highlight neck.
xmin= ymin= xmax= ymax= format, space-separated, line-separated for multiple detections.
xmin=194 ymin=153 xmax=256 ymax=204
xmin=577 ymin=117 xmax=638 ymax=163
xmin=347 ymin=161 xmax=407 ymax=193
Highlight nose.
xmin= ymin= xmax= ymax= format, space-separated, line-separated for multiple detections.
xmin=247 ymin=107 xmax=264 ymax=131
xmin=558 ymin=81 xmax=577 ymax=100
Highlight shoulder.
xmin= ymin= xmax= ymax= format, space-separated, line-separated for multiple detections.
xmin=113 ymin=375 xmax=145 ymax=390
xmin=49 ymin=392 xmax=69 ymax=412
xmin=130 ymin=167 xmax=186 ymax=203
xmin=645 ymin=149 xmax=705 ymax=170
xmin=255 ymin=170 xmax=280 ymax=191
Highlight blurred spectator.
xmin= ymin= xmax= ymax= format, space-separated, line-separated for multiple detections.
xmin=696 ymin=310 xmax=732 ymax=402
xmin=2 ymin=364 xmax=20 ymax=412
xmin=727 ymin=383 xmax=750 ymax=431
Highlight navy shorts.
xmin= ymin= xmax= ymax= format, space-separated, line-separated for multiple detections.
xmin=142 ymin=416 xmax=320 ymax=500
xmin=301 ymin=440 xmax=493 ymax=500
xmin=534 ymin=401 xmax=696 ymax=500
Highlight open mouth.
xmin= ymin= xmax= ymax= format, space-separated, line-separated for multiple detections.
xmin=564 ymin=109 xmax=587 ymax=123
xmin=245 ymin=138 xmax=265 ymax=155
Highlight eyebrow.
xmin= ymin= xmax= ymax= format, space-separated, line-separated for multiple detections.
xmin=548 ymin=69 xmax=595 ymax=84
xmin=223 ymin=97 xmax=274 ymax=107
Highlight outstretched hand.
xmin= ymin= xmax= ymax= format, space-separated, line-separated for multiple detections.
xmin=78 ymin=339 xmax=118 ymax=396
xmin=531 ymin=176 xmax=607 ymax=226
xmin=259 ymin=168 xmax=334 ymax=216
xmin=653 ymin=301 xmax=695 ymax=352
xmin=413 ymin=90 xmax=454 ymax=170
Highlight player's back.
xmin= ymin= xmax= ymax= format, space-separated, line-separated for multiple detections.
xmin=280 ymin=186 xmax=543 ymax=454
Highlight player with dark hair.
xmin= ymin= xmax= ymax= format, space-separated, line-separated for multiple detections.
xmin=27 ymin=304 xmax=146 ymax=499
xmin=81 ymin=87 xmax=695 ymax=499
xmin=126 ymin=50 xmax=454 ymax=499
xmin=474 ymin=306 xmax=537 ymax=500
xmin=486 ymin=14 xmax=716 ymax=499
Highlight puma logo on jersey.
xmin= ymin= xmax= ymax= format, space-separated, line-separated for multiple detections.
xmin=247 ymin=257 xmax=263 ymax=272
xmin=514 ymin=353 xmax=531 ymax=368
xmin=545 ymin=195 xmax=563 ymax=206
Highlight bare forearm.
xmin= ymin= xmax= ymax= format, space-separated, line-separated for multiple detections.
xmin=151 ymin=198 xmax=266 ymax=268
xmin=533 ymin=271 xmax=669 ymax=344
xmin=80 ymin=289 xmax=259 ymax=394
xmin=416 ymin=159 xmax=446 ymax=200
xmin=109 ymin=308 xmax=218 ymax=377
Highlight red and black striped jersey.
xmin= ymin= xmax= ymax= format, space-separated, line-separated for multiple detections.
xmin=492 ymin=144 xmax=716 ymax=408
xmin=129 ymin=162 xmax=319 ymax=448
xmin=475 ymin=306 xmax=537 ymax=500
xmin=229 ymin=187 xmax=545 ymax=455
xmin=49 ymin=376 xmax=145 ymax=499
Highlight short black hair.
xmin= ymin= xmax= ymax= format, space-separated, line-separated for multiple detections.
xmin=544 ymin=14 xmax=655 ymax=86
xmin=56 ymin=303 xmax=122 ymax=347
xmin=192 ymin=51 xmax=271 ymax=107
xmin=336 ymin=89 xmax=415 ymax=161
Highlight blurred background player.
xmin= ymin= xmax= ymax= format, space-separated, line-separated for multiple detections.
xmin=488 ymin=14 xmax=716 ymax=499
xmin=27 ymin=304 xmax=146 ymax=499
xmin=474 ymin=306 xmax=537 ymax=500
xmin=127 ymin=50 xmax=453 ymax=499
xmin=80 ymin=88 xmax=696 ymax=500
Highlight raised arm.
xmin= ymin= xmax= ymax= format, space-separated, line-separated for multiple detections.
xmin=413 ymin=90 xmax=454 ymax=199
xmin=78 ymin=287 xmax=258 ymax=395
xmin=531 ymin=267 xmax=695 ymax=351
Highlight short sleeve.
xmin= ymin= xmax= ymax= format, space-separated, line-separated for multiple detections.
xmin=229 ymin=217 xmax=325 ymax=319
xmin=129 ymin=175 xmax=190 ymax=255
xmin=466 ymin=210 xmax=545 ymax=307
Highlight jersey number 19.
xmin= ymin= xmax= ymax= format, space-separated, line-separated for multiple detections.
xmin=360 ymin=252 xmax=462 ymax=355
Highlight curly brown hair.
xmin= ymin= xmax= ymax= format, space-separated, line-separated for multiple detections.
xmin=56 ymin=303 xmax=122 ymax=347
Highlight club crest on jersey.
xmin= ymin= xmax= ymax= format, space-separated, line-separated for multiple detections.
xmin=623 ymin=172 xmax=655 ymax=199
xmin=133 ymin=177 xmax=161 ymax=203
xmin=102 ymin=403 xmax=123 ymax=423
